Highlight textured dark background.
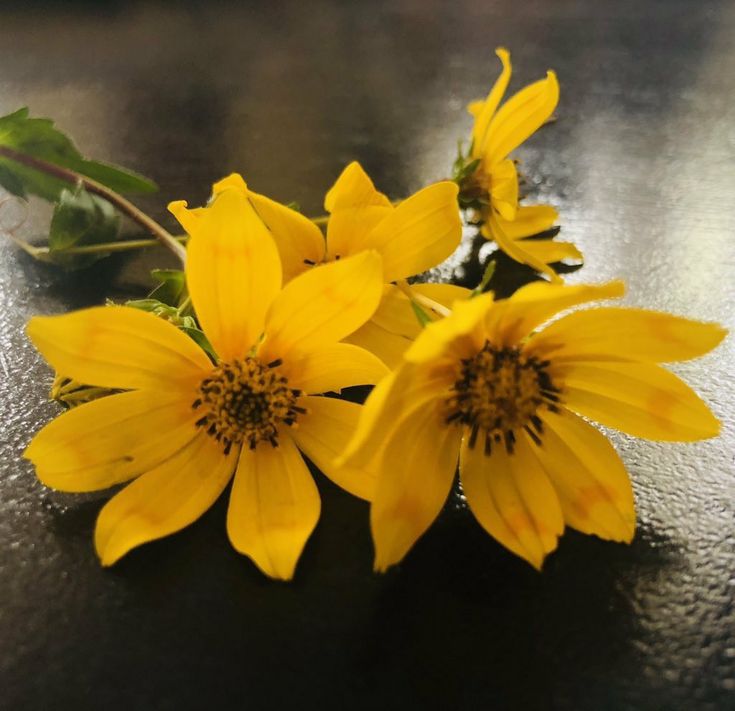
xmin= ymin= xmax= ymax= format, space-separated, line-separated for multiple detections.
xmin=1 ymin=1 xmax=734 ymax=709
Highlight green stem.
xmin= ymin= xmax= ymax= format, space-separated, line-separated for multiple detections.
xmin=396 ymin=279 xmax=451 ymax=318
xmin=0 ymin=145 xmax=186 ymax=263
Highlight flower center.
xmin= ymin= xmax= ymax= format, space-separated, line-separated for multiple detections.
xmin=192 ymin=357 xmax=304 ymax=453
xmin=445 ymin=342 xmax=561 ymax=455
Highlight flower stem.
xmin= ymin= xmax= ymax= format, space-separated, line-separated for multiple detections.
xmin=0 ymin=145 xmax=186 ymax=264
xmin=396 ymin=279 xmax=451 ymax=318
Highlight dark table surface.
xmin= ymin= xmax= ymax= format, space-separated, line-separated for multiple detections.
xmin=1 ymin=1 xmax=734 ymax=709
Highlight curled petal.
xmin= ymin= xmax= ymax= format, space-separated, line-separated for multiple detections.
xmin=471 ymin=47 xmax=512 ymax=159
xmin=482 ymin=70 xmax=559 ymax=165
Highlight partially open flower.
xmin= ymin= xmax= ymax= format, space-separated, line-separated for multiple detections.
xmin=457 ymin=48 xmax=581 ymax=282
xmin=174 ymin=165 xmax=466 ymax=367
xmin=339 ymin=281 xmax=725 ymax=571
xmin=25 ymin=180 xmax=388 ymax=580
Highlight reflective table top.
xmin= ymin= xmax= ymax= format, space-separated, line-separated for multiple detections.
xmin=1 ymin=1 xmax=733 ymax=708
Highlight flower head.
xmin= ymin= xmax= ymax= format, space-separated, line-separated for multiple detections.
xmin=324 ymin=162 xmax=466 ymax=366
xmin=457 ymin=48 xmax=580 ymax=282
xmin=340 ymin=281 xmax=725 ymax=571
xmin=175 ymin=164 xmax=464 ymax=368
xmin=24 ymin=178 xmax=388 ymax=580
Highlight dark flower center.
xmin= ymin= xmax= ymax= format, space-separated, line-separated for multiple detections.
xmin=192 ymin=357 xmax=304 ymax=453
xmin=445 ymin=342 xmax=560 ymax=455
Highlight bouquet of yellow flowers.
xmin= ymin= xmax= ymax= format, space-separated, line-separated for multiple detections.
xmin=3 ymin=49 xmax=725 ymax=580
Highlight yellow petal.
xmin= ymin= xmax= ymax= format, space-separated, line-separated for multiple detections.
xmin=467 ymin=100 xmax=484 ymax=118
xmin=485 ymin=213 xmax=561 ymax=283
xmin=95 ymin=433 xmax=237 ymax=566
xmin=486 ymin=280 xmax=626 ymax=346
xmin=533 ymin=409 xmax=635 ymax=542
xmin=499 ymin=204 xmax=558 ymax=239
xmin=283 ymin=342 xmax=388 ymax=394
xmin=413 ymin=282 xmax=473 ymax=307
xmin=559 ymin=361 xmax=721 ymax=441
xmin=27 ymin=306 xmax=211 ymax=391
xmin=405 ymin=292 xmax=494 ymax=364
xmin=460 ymin=433 xmax=564 ymax=570
xmin=489 ymin=159 xmax=518 ymax=221
xmin=24 ymin=390 xmax=200 ymax=492
xmin=367 ymin=283 xmax=471 ymax=345
xmin=517 ymin=239 xmax=583 ymax=265
xmin=371 ymin=404 xmax=461 ymax=571
xmin=167 ymin=173 xmax=249 ymax=235
xmin=482 ymin=70 xmax=559 ymax=165
xmin=361 ymin=181 xmax=461 ymax=282
xmin=325 ymin=205 xmax=393 ymax=262
xmin=324 ymin=161 xmax=392 ymax=212
xmin=176 ymin=185 xmax=282 ymax=362
xmin=528 ymin=307 xmax=727 ymax=363
xmin=167 ymin=202 xmax=207 ymax=235
xmin=249 ymin=191 xmax=326 ymax=283
xmin=339 ymin=362 xmax=453 ymax=469
xmin=290 ymin=396 xmax=377 ymax=500
xmin=471 ymin=47 xmax=512 ymax=159
xmin=260 ymin=250 xmax=383 ymax=361
xmin=344 ymin=320 xmax=414 ymax=369
xmin=227 ymin=435 xmax=320 ymax=580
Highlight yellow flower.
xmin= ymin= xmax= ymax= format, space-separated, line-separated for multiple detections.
xmin=174 ymin=165 xmax=466 ymax=368
xmin=24 ymin=180 xmax=388 ymax=580
xmin=340 ymin=281 xmax=725 ymax=571
xmin=461 ymin=48 xmax=580 ymax=282
xmin=324 ymin=161 xmax=467 ymax=367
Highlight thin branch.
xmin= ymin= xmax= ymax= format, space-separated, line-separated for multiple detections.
xmin=0 ymin=145 xmax=186 ymax=263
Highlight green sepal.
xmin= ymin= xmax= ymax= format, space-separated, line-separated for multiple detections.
xmin=0 ymin=107 xmax=157 ymax=202
xmin=286 ymin=201 xmax=301 ymax=212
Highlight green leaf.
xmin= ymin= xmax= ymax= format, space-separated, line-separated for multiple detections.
xmin=0 ymin=107 xmax=157 ymax=202
xmin=149 ymin=268 xmax=187 ymax=307
xmin=47 ymin=185 xmax=120 ymax=268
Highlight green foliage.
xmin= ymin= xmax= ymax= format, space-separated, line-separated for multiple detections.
xmin=125 ymin=297 xmax=216 ymax=361
xmin=0 ymin=107 xmax=159 ymax=269
xmin=0 ymin=108 xmax=157 ymax=201
xmin=47 ymin=186 xmax=120 ymax=268
xmin=149 ymin=269 xmax=187 ymax=307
